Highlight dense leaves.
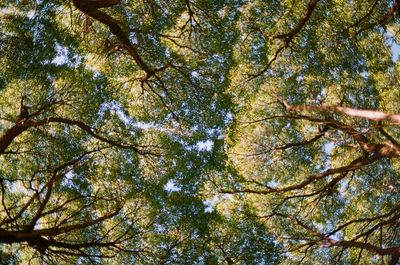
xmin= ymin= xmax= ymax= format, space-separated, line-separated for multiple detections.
xmin=1 ymin=0 xmax=400 ymax=264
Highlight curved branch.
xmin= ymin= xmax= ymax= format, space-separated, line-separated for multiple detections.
xmin=221 ymin=154 xmax=381 ymax=195
xmin=274 ymin=0 xmax=321 ymax=42
xmin=0 ymin=209 xmax=120 ymax=242
xmin=0 ymin=116 xmax=152 ymax=155
xmin=87 ymin=0 xmax=121 ymax=9
xmin=326 ymin=238 xmax=400 ymax=263
xmin=0 ymin=121 xmax=29 ymax=154
xmin=249 ymin=0 xmax=321 ymax=79
xmin=72 ymin=0 xmax=153 ymax=75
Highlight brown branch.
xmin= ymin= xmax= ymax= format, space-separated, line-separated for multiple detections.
xmin=24 ymin=152 xmax=92 ymax=230
xmin=0 ymin=209 xmax=120 ymax=242
xmin=378 ymin=124 xmax=400 ymax=149
xmin=326 ymin=238 xmax=400 ymax=262
xmin=327 ymin=206 xmax=400 ymax=238
xmin=238 ymin=128 xmax=328 ymax=157
xmin=221 ymin=154 xmax=381 ymax=195
xmin=87 ymin=0 xmax=121 ymax=9
xmin=71 ymin=0 xmax=181 ymax=120
xmin=0 ymin=116 xmax=152 ymax=155
xmin=72 ymin=0 xmax=153 ymax=75
xmin=356 ymin=0 xmax=400 ymax=35
xmin=248 ymin=45 xmax=284 ymax=79
xmin=283 ymin=103 xmax=400 ymax=124
xmin=184 ymin=0 xmax=202 ymax=29
xmin=271 ymin=126 xmax=328 ymax=151
xmin=42 ymin=117 xmax=145 ymax=153
xmin=275 ymin=211 xmax=400 ymax=263
xmin=345 ymin=0 xmax=380 ymax=31
xmin=248 ymin=0 xmax=321 ymax=79
xmin=0 ymin=121 xmax=29 ymax=154
xmin=274 ymin=96 xmax=400 ymax=155
xmin=274 ymin=0 xmax=321 ymax=42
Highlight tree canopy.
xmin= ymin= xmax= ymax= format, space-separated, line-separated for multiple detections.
xmin=1 ymin=0 xmax=400 ymax=264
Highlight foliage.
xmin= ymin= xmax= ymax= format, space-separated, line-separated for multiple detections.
xmin=1 ymin=0 xmax=400 ymax=264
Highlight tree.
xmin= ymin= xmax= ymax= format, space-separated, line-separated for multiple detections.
xmin=1 ymin=0 xmax=400 ymax=264
xmin=223 ymin=0 xmax=400 ymax=264
xmin=1 ymin=0 xmax=279 ymax=264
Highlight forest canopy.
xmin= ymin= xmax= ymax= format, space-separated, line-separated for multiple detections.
xmin=1 ymin=0 xmax=400 ymax=264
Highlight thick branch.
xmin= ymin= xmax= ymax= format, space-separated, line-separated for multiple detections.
xmin=0 ymin=208 xmax=128 ymax=257
xmin=0 ymin=116 xmax=149 ymax=155
xmin=275 ymin=96 xmax=400 ymax=155
xmin=284 ymin=104 xmax=400 ymax=124
xmin=0 ymin=209 xmax=119 ymax=242
xmin=72 ymin=0 xmax=153 ymax=75
xmin=356 ymin=0 xmax=400 ymax=35
xmin=0 ymin=121 xmax=28 ymax=154
xmin=275 ymin=212 xmax=400 ymax=263
xmin=87 ymin=0 xmax=121 ymax=9
xmin=326 ymin=238 xmax=400 ymax=261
